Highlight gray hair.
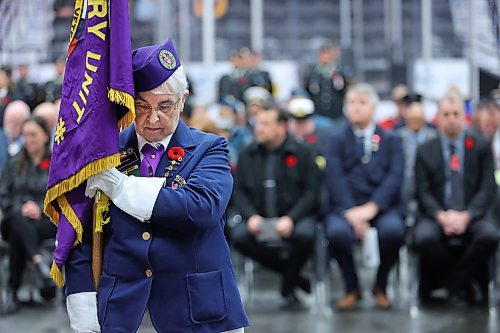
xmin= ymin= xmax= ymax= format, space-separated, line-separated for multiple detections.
xmin=438 ymin=91 xmax=465 ymax=112
xmin=345 ymin=83 xmax=379 ymax=106
xmin=150 ymin=65 xmax=188 ymax=97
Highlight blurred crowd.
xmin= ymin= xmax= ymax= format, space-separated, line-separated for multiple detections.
xmin=0 ymin=41 xmax=499 ymax=316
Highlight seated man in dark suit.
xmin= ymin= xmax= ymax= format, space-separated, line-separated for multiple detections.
xmin=414 ymin=93 xmax=499 ymax=303
xmin=324 ymin=83 xmax=405 ymax=310
xmin=232 ymin=103 xmax=320 ymax=307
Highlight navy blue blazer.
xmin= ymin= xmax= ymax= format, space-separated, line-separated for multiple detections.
xmin=65 ymin=121 xmax=248 ymax=333
xmin=324 ymin=124 xmax=404 ymax=214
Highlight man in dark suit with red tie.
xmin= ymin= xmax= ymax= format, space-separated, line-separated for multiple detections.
xmin=414 ymin=93 xmax=499 ymax=304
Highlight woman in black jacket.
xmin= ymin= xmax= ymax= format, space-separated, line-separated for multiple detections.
xmin=0 ymin=116 xmax=56 ymax=314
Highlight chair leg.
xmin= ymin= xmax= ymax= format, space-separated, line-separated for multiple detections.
xmin=488 ymin=252 xmax=497 ymax=316
xmin=312 ymin=223 xmax=329 ymax=313
xmin=242 ymin=257 xmax=254 ymax=304
xmin=410 ymin=251 xmax=420 ymax=318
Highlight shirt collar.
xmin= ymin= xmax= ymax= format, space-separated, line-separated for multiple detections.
xmin=0 ymin=87 xmax=7 ymax=99
xmin=352 ymin=122 xmax=376 ymax=139
xmin=136 ymin=132 xmax=173 ymax=156
xmin=440 ymin=132 xmax=464 ymax=149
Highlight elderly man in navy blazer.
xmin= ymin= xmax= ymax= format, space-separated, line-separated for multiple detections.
xmin=324 ymin=83 xmax=405 ymax=310
xmin=64 ymin=39 xmax=248 ymax=333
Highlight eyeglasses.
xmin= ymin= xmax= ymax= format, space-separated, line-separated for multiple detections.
xmin=135 ymin=98 xmax=181 ymax=116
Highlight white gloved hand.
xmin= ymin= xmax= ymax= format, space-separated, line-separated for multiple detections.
xmin=85 ymin=168 xmax=165 ymax=222
xmin=66 ymin=292 xmax=101 ymax=333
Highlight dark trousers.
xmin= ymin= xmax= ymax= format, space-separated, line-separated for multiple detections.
xmin=325 ymin=210 xmax=405 ymax=294
xmin=232 ymin=217 xmax=316 ymax=296
xmin=413 ymin=217 xmax=499 ymax=293
xmin=8 ymin=214 xmax=57 ymax=291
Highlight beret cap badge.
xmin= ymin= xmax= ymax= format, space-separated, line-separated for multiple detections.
xmin=159 ymin=50 xmax=176 ymax=70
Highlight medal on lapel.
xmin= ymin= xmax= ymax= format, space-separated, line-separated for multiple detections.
xmin=164 ymin=146 xmax=185 ymax=178
xmin=171 ymin=175 xmax=187 ymax=189
xmin=118 ymin=147 xmax=140 ymax=175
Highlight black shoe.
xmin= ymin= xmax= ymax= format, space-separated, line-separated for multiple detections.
xmin=297 ymin=276 xmax=311 ymax=294
xmin=1 ymin=290 xmax=20 ymax=315
xmin=447 ymin=290 xmax=468 ymax=308
xmin=281 ymin=293 xmax=306 ymax=311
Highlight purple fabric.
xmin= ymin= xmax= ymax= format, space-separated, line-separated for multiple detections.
xmin=140 ymin=144 xmax=165 ymax=177
xmin=46 ymin=1 xmax=134 ymax=270
xmin=132 ymin=38 xmax=181 ymax=92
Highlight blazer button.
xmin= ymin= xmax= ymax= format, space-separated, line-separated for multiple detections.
xmin=142 ymin=232 xmax=151 ymax=241
xmin=145 ymin=269 xmax=153 ymax=278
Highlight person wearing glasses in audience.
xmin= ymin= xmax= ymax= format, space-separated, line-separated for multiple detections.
xmin=64 ymin=39 xmax=248 ymax=333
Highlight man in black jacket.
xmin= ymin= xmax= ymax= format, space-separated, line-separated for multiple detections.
xmin=232 ymin=103 xmax=320 ymax=307
xmin=414 ymin=93 xmax=499 ymax=303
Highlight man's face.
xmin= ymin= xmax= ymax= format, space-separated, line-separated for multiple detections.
xmin=405 ymin=103 xmax=425 ymax=132
xmin=438 ymin=99 xmax=465 ymax=138
xmin=4 ymin=102 xmax=29 ymax=140
xmin=288 ymin=118 xmax=314 ymax=140
xmin=494 ymin=104 xmax=500 ymax=128
xmin=134 ymin=91 xmax=186 ymax=142
xmin=345 ymin=92 xmax=375 ymax=128
xmin=254 ymin=109 xmax=285 ymax=146
xmin=477 ymin=107 xmax=497 ymax=138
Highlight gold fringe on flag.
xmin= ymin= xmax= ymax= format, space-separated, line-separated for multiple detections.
xmin=50 ymin=260 xmax=64 ymax=288
xmin=108 ymin=88 xmax=135 ymax=131
xmin=44 ymin=153 xmax=121 ymax=226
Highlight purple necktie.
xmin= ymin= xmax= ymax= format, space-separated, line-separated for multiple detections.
xmin=140 ymin=144 xmax=164 ymax=177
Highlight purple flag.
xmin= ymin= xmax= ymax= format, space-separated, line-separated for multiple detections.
xmin=43 ymin=0 xmax=135 ymax=287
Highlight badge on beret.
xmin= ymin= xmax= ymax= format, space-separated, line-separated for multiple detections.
xmin=159 ymin=50 xmax=176 ymax=70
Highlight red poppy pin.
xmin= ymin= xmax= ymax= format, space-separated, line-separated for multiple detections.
xmin=168 ymin=147 xmax=185 ymax=161
xmin=164 ymin=147 xmax=185 ymax=178
xmin=39 ymin=158 xmax=50 ymax=170
xmin=371 ymin=134 xmax=381 ymax=152
xmin=465 ymin=137 xmax=474 ymax=150
xmin=285 ymin=155 xmax=298 ymax=168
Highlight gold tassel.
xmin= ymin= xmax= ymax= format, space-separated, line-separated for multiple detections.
xmin=95 ymin=192 xmax=111 ymax=233
xmin=50 ymin=260 xmax=64 ymax=288
xmin=108 ymin=88 xmax=136 ymax=131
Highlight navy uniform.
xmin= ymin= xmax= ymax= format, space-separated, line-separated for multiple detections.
xmin=65 ymin=39 xmax=248 ymax=333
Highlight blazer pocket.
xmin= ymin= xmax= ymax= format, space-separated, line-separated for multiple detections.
xmin=97 ymin=275 xmax=116 ymax=327
xmin=186 ymin=270 xmax=227 ymax=324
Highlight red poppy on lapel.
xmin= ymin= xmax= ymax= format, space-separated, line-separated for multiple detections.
xmin=168 ymin=147 xmax=185 ymax=160
xmin=39 ymin=158 xmax=50 ymax=170
xmin=306 ymin=134 xmax=317 ymax=145
xmin=285 ymin=155 xmax=298 ymax=168
xmin=465 ymin=137 xmax=474 ymax=150
xmin=372 ymin=134 xmax=381 ymax=152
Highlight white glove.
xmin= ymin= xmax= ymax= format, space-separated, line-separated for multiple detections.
xmin=85 ymin=168 xmax=165 ymax=222
xmin=66 ymin=292 xmax=101 ymax=333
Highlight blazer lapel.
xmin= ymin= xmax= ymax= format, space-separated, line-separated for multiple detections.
xmin=156 ymin=121 xmax=196 ymax=178
xmin=343 ymin=126 xmax=359 ymax=169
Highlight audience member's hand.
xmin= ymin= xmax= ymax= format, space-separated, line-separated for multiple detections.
xmin=345 ymin=202 xmax=379 ymax=225
xmin=21 ymin=200 xmax=41 ymax=220
xmin=447 ymin=210 xmax=471 ymax=235
xmin=437 ymin=210 xmax=455 ymax=235
xmin=352 ymin=220 xmax=370 ymax=240
xmin=276 ymin=216 xmax=294 ymax=238
xmin=247 ymin=214 xmax=263 ymax=235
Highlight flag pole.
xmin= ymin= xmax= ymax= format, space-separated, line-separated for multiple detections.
xmin=92 ymin=190 xmax=103 ymax=290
